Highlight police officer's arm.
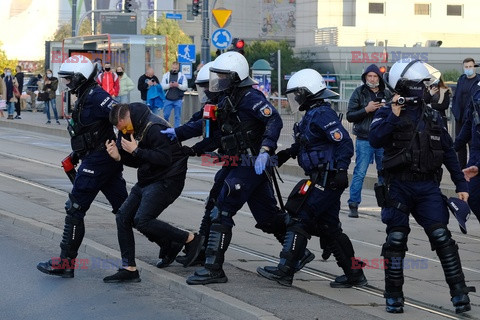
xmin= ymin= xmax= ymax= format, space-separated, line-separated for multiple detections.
xmin=453 ymin=104 xmax=473 ymax=151
xmin=314 ymin=108 xmax=353 ymax=169
xmin=441 ymin=128 xmax=469 ymax=194
xmin=249 ymin=96 xmax=283 ymax=151
xmin=175 ymin=118 xmax=210 ymax=142
xmin=368 ymin=105 xmax=400 ymax=149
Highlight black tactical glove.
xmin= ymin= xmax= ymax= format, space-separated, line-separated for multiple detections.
xmin=275 ymin=149 xmax=292 ymax=167
xmin=181 ymin=145 xmax=198 ymax=157
xmin=70 ymin=152 xmax=80 ymax=165
xmin=330 ymin=169 xmax=348 ymax=190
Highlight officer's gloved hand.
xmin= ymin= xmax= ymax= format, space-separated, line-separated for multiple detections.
xmin=255 ymin=152 xmax=270 ymax=175
xmin=330 ymin=169 xmax=348 ymax=190
xmin=182 ymin=145 xmax=197 ymax=157
xmin=275 ymin=149 xmax=291 ymax=167
xmin=70 ymin=152 xmax=80 ymax=165
xmin=161 ymin=128 xmax=176 ymax=141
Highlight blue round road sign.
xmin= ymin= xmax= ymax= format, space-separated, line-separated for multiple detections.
xmin=211 ymin=28 xmax=232 ymax=50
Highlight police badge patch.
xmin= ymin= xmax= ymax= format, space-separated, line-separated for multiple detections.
xmin=330 ymin=128 xmax=343 ymax=141
xmin=260 ymin=105 xmax=272 ymax=117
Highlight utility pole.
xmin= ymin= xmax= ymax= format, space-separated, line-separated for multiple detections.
xmin=201 ymin=0 xmax=210 ymax=64
xmin=277 ymin=49 xmax=281 ymax=109
xmin=72 ymin=0 xmax=77 ymax=36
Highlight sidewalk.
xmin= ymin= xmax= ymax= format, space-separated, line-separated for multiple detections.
xmin=0 ymin=110 xmax=459 ymax=197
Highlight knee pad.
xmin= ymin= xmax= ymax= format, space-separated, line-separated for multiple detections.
xmin=65 ymin=193 xmax=85 ymax=219
xmin=209 ymin=206 xmax=234 ymax=224
xmin=426 ymin=224 xmax=454 ymax=251
xmin=382 ymin=227 xmax=409 ymax=257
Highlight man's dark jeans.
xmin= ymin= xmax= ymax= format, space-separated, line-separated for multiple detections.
xmin=116 ymin=176 xmax=188 ymax=267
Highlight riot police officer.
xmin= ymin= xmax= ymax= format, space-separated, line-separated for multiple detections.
xmin=369 ymin=59 xmax=475 ymax=314
xmin=257 ymin=69 xmax=367 ymax=288
xmin=37 ymin=55 xmax=128 ymax=278
xmin=455 ymin=89 xmax=480 ymax=225
xmin=162 ymin=51 xmax=294 ymax=285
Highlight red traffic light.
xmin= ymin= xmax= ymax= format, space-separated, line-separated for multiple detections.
xmin=235 ymin=39 xmax=245 ymax=49
xmin=379 ymin=66 xmax=387 ymax=74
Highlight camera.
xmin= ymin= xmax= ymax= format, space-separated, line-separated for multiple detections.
xmin=374 ymin=97 xmax=386 ymax=103
xmin=396 ymin=96 xmax=418 ymax=105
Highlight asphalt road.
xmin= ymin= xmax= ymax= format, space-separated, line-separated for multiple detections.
xmin=0 ymin=123 xmax=479 ymax=320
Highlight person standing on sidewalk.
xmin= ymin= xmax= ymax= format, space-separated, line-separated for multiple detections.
xmin=37 ymin=55 xmax=128 ymax=279
xmin=14 ymin=65 xmax=24 ymax=119
xmin=161 ymin=61 xmax=188 ymax=128
xmin=102 ymin=103 xmax=204 ymax=283
xmin=115 ymin=66 xmax=135 ymax=103
xmin=451 ymin=58 xmax=480 ymax=169
xmin=43 ymin=69 xmax=60 ymax=124
xmin=1 ymin=68 xmax=18 ymax=119
xmin=346 ymin=64 xmax=392 ymax=218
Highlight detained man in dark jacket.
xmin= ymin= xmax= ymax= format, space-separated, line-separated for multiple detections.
xmin=103 ymin=103 xmax=204 ymax=283
xmin=346 ymin=64 xmax=392 ymax=217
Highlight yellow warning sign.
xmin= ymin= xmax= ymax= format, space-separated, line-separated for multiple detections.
xmin=212 ymin=9 xmax=232 ymax=28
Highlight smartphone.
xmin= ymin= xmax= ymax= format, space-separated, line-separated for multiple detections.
xmin=374 ymin=97 xmax=385 ymax=103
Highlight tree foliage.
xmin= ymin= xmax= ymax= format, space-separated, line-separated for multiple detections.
xmin=0 ymin=42 xmax=18 ymax=73
xmin=142 ymin=15 xmax=193 ymax=72
xmin=244 ymin=40 xmax=308 ymax=93
xmin=51 ymin=20 xmax=93 ymax=42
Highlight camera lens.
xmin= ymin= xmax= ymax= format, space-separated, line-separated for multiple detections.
xmin=397 ymin=97 xmax=405 ymax=105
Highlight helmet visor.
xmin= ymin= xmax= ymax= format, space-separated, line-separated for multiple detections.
xmin=209 ymin=70 xmax=233 ymax=92
xmin=286 ymin=88 xmax=308 ymax=113
xmin=58 ymin=77 xmax=73 ymax=93
xmin=423 ymin=64 xmax=441 ymax=87
xmin=196 ymin=84 xmax=208 ymax=104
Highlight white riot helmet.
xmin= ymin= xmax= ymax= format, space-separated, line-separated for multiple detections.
xmin=58 ymin=55 xmax=95 ymax=94
xmin=285 ymin=68 xmax=339 ymax=113
xmin=195 ymin=61 xmax=214 ymax=104
xmin=209 ymin=51 xmax=256 ymax=92
xmin=384 ymin=59 xmax=441 ymax=95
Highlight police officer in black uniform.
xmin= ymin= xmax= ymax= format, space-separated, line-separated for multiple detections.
xmin=257 ymin=69 xmax=367 ymax=288
xmin=369 ymin=59 xmax=475 ymax=314
xmin=37 ymin=55 xmax=128 ymax=278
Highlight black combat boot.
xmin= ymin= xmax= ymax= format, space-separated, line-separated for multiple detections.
xmin=37 ymin=214 xmax=85 ymax=278
xmin=328 ymin=233 xmax=367 ymax=288
xmin=186 ymin=224 xmax=232 ymax=285
xmin=257 ymin=227 xmax=309 ymax=286
xmin=428 ymin=227 xmax=476 ymax=314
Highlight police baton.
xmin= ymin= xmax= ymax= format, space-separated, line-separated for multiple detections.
xmin=265 ymin=166 xmax=285 ymax=212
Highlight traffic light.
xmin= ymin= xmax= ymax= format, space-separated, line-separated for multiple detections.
xmin=124 ymin=0 xmax=133 ymax=12
xmin=228 ymin=38 xmax=245 ymax=55
xmin=269 ymin=52 xmax=277 ymax=69
xmin=192 ymin=0 xmax=202 ymax=16
xmin=379 ymin=66 xmax=387 ymax=74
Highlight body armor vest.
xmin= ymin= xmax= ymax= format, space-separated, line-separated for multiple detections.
xmin=217 ymin=93 xmax=265 ymax=156
xmin=383 ymin=106 xmax=444 ymax=175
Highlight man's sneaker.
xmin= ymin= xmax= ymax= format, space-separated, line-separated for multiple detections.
xmin=386 ymin=297 xmax=404 ymax=313
xmin=186 ymin=267 xmax=228 ymax=285
xmin=37 ymin=259 xmax=74 ymax=278
xmin=56 ymin=120 xmax=61 ymax=124
xmin=330 ymin=274 xmax=367 ymax=288
xmin=14 ymin=115 xmax=21 ymax=119
xmin=348 ymin=203 xmax=359 ymax=218
xmin=181 ymin=233 xmax=205 ymax=267
xmin=156 ymin=242 xmax=184 ymax=268
xmin=46 ymin=120 xmax=51 ymax=124
xmin=103 ymin=268 xmax=141 ymax=283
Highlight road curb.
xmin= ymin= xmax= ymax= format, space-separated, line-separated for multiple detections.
xmin=0 ymin=209 xmax=280 ymax=320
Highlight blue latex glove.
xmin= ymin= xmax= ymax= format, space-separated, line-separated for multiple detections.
xmin=161 ymin=128 xmax=176 ymax=141
xmin=255 ymin=152 xmax=270 ymax=175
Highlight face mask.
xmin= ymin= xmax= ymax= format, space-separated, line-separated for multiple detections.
xmin=117 ymin=72 xmax=123 ymax=77
xmin=464 ymin=69 xmax=474 ymax=77
xmin=105 ymin=67 xmax=111 ymax=72
xmin=47 ymin=74 xmax=52 ymax=78
xmin=170 ymin=70 xmax=178 ymax=74
xmin=5 ymin=72 xmax=11 ymax=76
xmin=366 ymin=81 xmax=379 ymax=88
xmin=121 ymin=123 xmax=134 ymax=135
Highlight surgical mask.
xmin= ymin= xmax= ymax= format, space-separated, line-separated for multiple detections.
xmin=5 ymin=72 xmax=11 ymax=76
xmin=117 ymin=72 xmax=123 ymax=77
xmin=121 ymin=123 xmax=134 ymax=135
xmin=464 ymin=69 xmax=475 ymax=77
xmin=47 ymin=74 xmax=52 ymax=78
xmin=366 ymin=81 xmax=379 ymax=88
xmin=105 ymin=67 xmax=111 ymax=72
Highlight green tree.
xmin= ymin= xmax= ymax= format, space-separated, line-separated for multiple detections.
xmin=51 ymin=20 xmax=93 ymax=42
xmin=245 ymin=40 xmax=308 ymax=93
xmin=0 ymin=42 xmax=18 ymax=74
xmin=142 ymin=15 xmax=193 ymax=72
xmin=442 ymin=69 xmax=461 ymax=82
